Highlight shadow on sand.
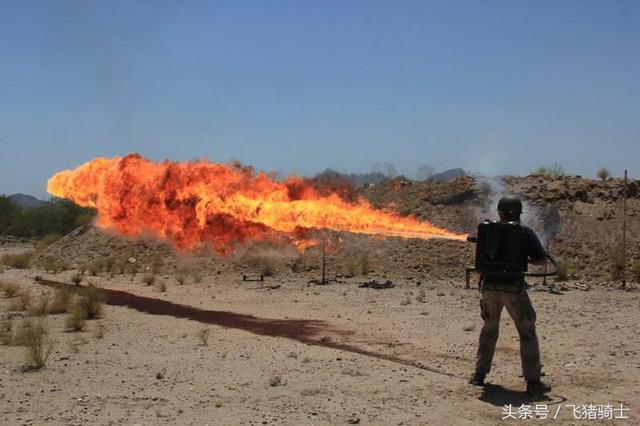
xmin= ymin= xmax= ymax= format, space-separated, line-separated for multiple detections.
xmin=36 ymin=278 xmax=457 ymax=378
xmin=479 ymin=383 xmax=563 ymax=407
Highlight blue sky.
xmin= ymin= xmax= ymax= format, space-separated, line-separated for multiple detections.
xmin=1 ymin=0 xmax=639 ymax=198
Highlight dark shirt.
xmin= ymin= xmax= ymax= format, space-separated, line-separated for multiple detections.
xmin=483 ymin=224 xmax=547 ymax=290
xmin=523 ymin=226 xmax=547 ymax=263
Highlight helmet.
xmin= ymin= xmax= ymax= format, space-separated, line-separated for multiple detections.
xmin=497 ymin=196 xmax=522 ymax=214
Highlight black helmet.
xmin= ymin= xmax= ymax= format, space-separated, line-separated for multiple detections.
xmin=497 ymin=196 xmax=522 ymax=214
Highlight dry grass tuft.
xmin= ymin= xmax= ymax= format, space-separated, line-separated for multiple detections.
xmin=2 ymin=252 xmax=33 ymax=269
xmin=65 ymin=304 xmax=87 ymax=331
xmin=610 ymin=249 xmax=626 ymax=280
xmin=197 ymin=327 xmax=210 ymax=346
xmin=47 ymin=287 xmax=72 ymax=314
xmin=9 ymin=291 xmax=32 ymax=312
xmin=142 ymin=273 xmax=156 ymax=286
xmin=175 ymin=273 xmax=187 ymax=285
xmin=76 ymin=285 xmax=104 ymax=319
xmin=28 ymin=294 xmax=50 ymax=317
xmin=1 ymin=282 xmax=21 ymax=298
xmin=70 ymin=272 xmax=83 ymax=285
xmin=269 ymin=374 xmax=283 ymax=386
xmin=15 ymin=319 xmax=55 ymax=370
xmin=632 ymin=262 xmax=640 ymax=283
xmin=93 ymin=322 xmax=105 ymax=339
xmin=155 ymin=280 xmax=167 ymax=293
xmin=0 ymin=319 xmax=13 ymax=345
xmin=35 ymin=234 xmax=61 ymax=252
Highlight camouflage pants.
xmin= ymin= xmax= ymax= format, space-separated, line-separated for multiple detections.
xmin=475 ymin=290 xmax=541 ymax=382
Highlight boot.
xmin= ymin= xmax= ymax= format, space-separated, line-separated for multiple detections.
xmin=468 ymin=372 xmax=485 ymax=386
xmin=526 ymin=380 xmax=551 ymax=397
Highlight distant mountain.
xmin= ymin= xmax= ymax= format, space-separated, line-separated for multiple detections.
xmin=429 ymin=168 xmax=466 ymax=182
xmin=8 ymin=193 xmax=48 ymax=209
xmin=314 ymin=168 xmax=390 ymax=187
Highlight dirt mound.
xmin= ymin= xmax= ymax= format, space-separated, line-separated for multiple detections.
xmin=360 ymin=175 xmax=639 ymax=283
xmin=32 ymin=174 xmax=639 ymax=285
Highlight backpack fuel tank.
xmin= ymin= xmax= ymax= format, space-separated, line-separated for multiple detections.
xmin=474 ymin=220 xmax=527 ymax=277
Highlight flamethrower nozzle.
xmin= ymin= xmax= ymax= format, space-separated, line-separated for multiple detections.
xmin=467 ymin=236 xmax=477 ymax=243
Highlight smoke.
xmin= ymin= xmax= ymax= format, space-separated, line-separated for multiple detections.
xmin=473 ymin=175 xmax=538 ymax=228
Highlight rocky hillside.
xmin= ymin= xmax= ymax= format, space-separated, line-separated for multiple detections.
xmin=28 ymin=174 xmax=639 ymax=286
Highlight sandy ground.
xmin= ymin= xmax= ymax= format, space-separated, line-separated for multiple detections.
xmin=1 ymin=244 xmax=639 ymax=425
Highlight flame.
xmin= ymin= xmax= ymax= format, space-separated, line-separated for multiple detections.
xmin=47 ymin=154 xmax=466 ymax=253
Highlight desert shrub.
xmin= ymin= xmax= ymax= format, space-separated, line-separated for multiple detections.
xmin=28 ymin=294 xmax=50 ymax=316
xmin=142 ymin=273 xmax=156 ymax=286
xmin=9 ymin=292 xmax=32 ymax=311
xmin=65 ymin=305 xmax=87 ymax=331
xmin=42 ymin=257 xmax=61 ymax=274
xmin=175 ymin=273 xmax=186 ymax=285
xmin=632 ymin=262 xmax=640 ymax=283
xmin=555 ymin=260 xmax=571 ymax=281
xmin=290 ymin=257 xmax=304 ymax=273
xmin=1 ymin=282 xmax=21 ymax=298
xmin=150 ymin=254 xmax=164 ymax=274
xmin=192 ymin=273 xmax=203 ymax=284
xmin=2 ymin=252 xmax=33 ymax=269
xmin=76 ymin=285 xmax=104 ymax=319
xmin=155 ymin=280 xmax=167 ymax=292
xmin=597 ymin=168 xmax=610 ymax=182
xmin=15 ymin=319 xmax=55 ymax=370
xmin=344 ymin=258 xmax=357 ymax=278
xmin=93 ymin=322 xmax=105 ymax=339
xmin=197 ymin=327 xmax=210 ymax=346
xmin=70 ymin=272 xmax=83 ymax=285
xmin=35 ymin=233 xmax=61 ymax=252
xmin=0 ymin=319 xmax=13 ymax=345
xmin=360 ymin=252 xmax=371 ymax=275
xmin=416 ymin=288 xmax=427 ymax=303
xmin=104 ymin=257 xmax=116 ymax=273
xmin=610 ymin=249 xmax=626 ymax=280
xmin=533 ymin=163 xmax=565 ymax=178
xmin=47 ymin=287 xmax=72 ymax=314
xmin=258 ymin=257 xmax=276 ymax=277
xmin=86 ymin=262 xmax=100 ymax=276
xmin=269 ymin=375 xmax=282 ymax=387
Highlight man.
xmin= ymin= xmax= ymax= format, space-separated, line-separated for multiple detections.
xmin=469 ymin=196 xmax=551 ymax=397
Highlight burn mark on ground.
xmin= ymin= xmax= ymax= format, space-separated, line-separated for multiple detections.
xmin=36 ymin=278 xmax=459 ymax=378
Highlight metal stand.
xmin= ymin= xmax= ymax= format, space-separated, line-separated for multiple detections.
xmin=622 ymin=169 xmax=628 ymax=289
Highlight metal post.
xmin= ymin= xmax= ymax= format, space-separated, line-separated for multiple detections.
xmin=622 ymin=169 xmax=628 ymax=289
xmin=321 ymin=242 xmax=326 ymax=284
xmin=543 ymin=240 xmax=550 ymax=286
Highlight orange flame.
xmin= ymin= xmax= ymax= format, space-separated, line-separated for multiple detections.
xmin=47 ymin=154 xmax=466 ymax=253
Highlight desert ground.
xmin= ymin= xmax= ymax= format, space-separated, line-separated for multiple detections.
xmin=1 ymin=240 xmax=638 ymax=425
xmin=1 ymin=175 xmax=639 ymax=425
